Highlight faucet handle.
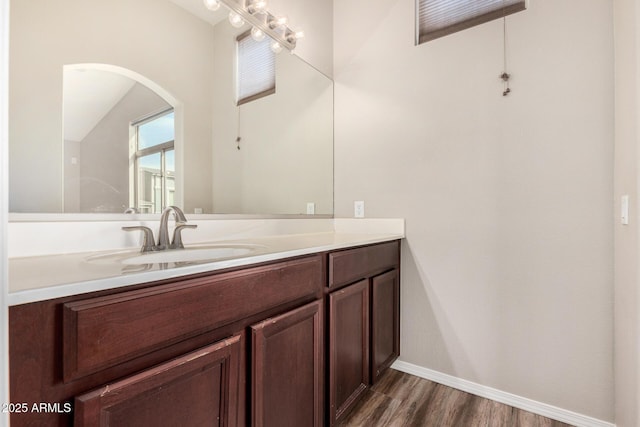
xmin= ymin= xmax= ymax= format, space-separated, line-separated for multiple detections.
xmin=170 ymin=224 xmax=198 ymax=249
xmin=122 ymin=226 xmax=156 ymax=252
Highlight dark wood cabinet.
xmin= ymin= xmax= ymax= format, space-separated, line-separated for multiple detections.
xmin=74 ymin=335 xmax=242 ymax=427
xmin=371 ymin=269 xmax=400 ymax=383
xmin=9 ymin=254 xmax=323 ymax=427
xmin=9 ymin=240 xmax=400 ymax=427
xmin=328 ymin=279 xmax=370 ymax=425
xmin=251 ymin=300 xmax=323 ymax=427
xmin=326 ymin=241 xmax=401 ymax=426
xmin=62 ymin=255 xmax=323 ymax=381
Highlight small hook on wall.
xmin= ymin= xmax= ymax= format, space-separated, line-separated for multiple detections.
xmin=500 ymin=72 xmax=511 ymax=96
xmin=500 ymin=13 xmax=512 ymax=97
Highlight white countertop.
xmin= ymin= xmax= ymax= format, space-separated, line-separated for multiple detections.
xmin=8 ymin=227 xmax=404 ymax=306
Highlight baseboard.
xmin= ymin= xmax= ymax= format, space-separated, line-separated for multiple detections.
xmin=391 ymin=360 xmax=615 ymax=427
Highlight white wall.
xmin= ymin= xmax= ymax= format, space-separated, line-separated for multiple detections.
xmin=334 ymin=0 xmax=614 ymax=422
xmin=9 ymin=0 xmax=215 ymax=213
xmin=613 ymin=0 xmax=640 ymax=426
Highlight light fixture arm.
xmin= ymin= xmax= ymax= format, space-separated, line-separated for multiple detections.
xmin=217 ymin=0 xmax=298 ymax=51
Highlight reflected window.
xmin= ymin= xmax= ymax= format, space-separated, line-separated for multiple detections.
xmin=236 ymin=30 xmax=276 ymax=105
xmin=133 ymin=109 xmax=175 ymax=213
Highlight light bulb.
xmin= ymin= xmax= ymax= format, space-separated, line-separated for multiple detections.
xmin=269 ymin=15 xmax=288 ymax=29
xmin=203 ymin=0 xmax=220 ymax=11
xmin=228 ymin=12 xmax=245 ymax=28
xmin=251 ymin=27 xmax=266 ymax=42
xmin=270 ymin=41 xmax=283 ymax=54
xmin=286 ymin=29 xmax=304 ymax=44
xmin=249 ymin=0 xmax=268 ymax=14
xmin=276 ymin=16 xmax=288 ymax=27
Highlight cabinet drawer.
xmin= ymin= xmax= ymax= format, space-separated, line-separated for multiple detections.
xmin=328 ymin=241 xmax=399 ymax=289
xmin=63 ymin=255 xmax=323 ymax=381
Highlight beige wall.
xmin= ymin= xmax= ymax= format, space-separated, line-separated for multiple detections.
xmin=613 ymin=0 xmax=640 ymax=426
xmin=334 ymin=0 xmax=615 ymax=422
xmin=268 ymin=0 xmax=333 ymax=78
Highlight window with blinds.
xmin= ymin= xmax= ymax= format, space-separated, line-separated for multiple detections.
xmin=236 ymin=31 xmax=276 ymax=105
xmin=417 ymin=0 xmax=526 ymax=45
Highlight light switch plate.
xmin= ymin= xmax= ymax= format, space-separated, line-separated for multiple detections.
xmin=354 ymin=201 xmax=365 ymax=218
xmin=621 ymin=195 xmax=629 ymax=225
xmin=306 ymin=202 xmax=315 ymax=215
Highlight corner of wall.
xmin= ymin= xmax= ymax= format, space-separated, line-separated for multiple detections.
xmin=613 ymin=0 xmax=640 ymax=425
xmin=1 ymin=0 xmax=10 ymax=423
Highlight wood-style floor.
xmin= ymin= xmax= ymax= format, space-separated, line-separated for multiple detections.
xmin=337 ymin=369 xmax=574 ymax=427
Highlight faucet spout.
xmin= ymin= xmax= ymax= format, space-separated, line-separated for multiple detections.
xmin=122 ymin=206 xmax=197 ymax=253
xmin=157 ymin=206 xmax=188 ymax=250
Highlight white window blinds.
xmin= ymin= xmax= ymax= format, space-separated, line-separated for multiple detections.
xmin=236 ymin=32 xmax=276 ymax=105
xmin=417 ymin=0 xmax=526 ymax=44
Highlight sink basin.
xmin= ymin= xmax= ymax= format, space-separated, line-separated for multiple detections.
xmin=86 ymin=243 xmax=267 ymax=266
xmin=122 ymin=246 xmax=257 ymax=265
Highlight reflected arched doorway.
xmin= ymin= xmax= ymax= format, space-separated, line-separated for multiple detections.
xmin=62 ymin=63 xmax=182 ymax=213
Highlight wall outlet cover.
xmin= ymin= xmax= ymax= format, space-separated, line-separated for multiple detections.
xmin=306 ymin=202 xmax=315 ymax=215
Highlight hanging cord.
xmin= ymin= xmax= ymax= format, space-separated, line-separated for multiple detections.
xmin=236 ymin=105 xmax=242 ymax=150
xmin=500 ymin=3 xmax=511 ymax=96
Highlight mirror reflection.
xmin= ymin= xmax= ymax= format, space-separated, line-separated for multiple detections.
xmin=9 ymin=0 xmax=333 ymax=216
xmin=63 ymin=65 xmax=176 ymax=214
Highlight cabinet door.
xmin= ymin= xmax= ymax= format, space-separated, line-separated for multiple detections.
xmin=329 ymin=279 xmax=370 ymax=425
xmin=251 ymin=300 xmax=323 ymax=427
xmin=371 ymin=269 xmax=400 ymax=383
xmin=74 ymin=334 xmax=242 ymax=427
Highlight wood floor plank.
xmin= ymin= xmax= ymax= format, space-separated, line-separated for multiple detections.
xmin=337 ymin=369 xmax=575 ymax=427
xmin=338 ymin=389 xmax=401 ymax=427
xmin=436 ymin=384 xmax=474 ymax=426
xmin=486 ymin=400 xmax=518 ymax=427
xmin=455 ymin=394 xmax=493 ymax=427
xmin=372 ymin=369 xmax=424 ymax=401
xmin=385 ymin=378 xmax=440 ymax=426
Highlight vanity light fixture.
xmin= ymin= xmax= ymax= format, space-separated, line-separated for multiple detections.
xmin=247 ymin=0 xmax=268 ymax=14
xmin=268 ymin=15 xmax=288 ymax=29
xmin=251 ymin=27 xmax=266 ymax=42
xmin=203 ymin=0 xmax=221 ymax=11
xmin=203 ymin=0 xmax=302 ymax=52
xmin=270 ymin=41 xmax=283 ymax=54
xmin=228 ymin=11 xmax=245 ymax=28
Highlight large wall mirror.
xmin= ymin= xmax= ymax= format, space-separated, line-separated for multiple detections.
xmin=8 ymin=0 xmax=333 ymax=216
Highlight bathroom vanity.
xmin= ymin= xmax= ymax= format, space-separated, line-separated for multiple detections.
xmin=8 ymin=238 xmax=400 ymax=426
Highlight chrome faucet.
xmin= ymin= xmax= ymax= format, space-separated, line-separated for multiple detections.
xmin=122 ymin=206 xmax=197 ymax=252
xmin=157 ymin=206 xmax=187 ymax=250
